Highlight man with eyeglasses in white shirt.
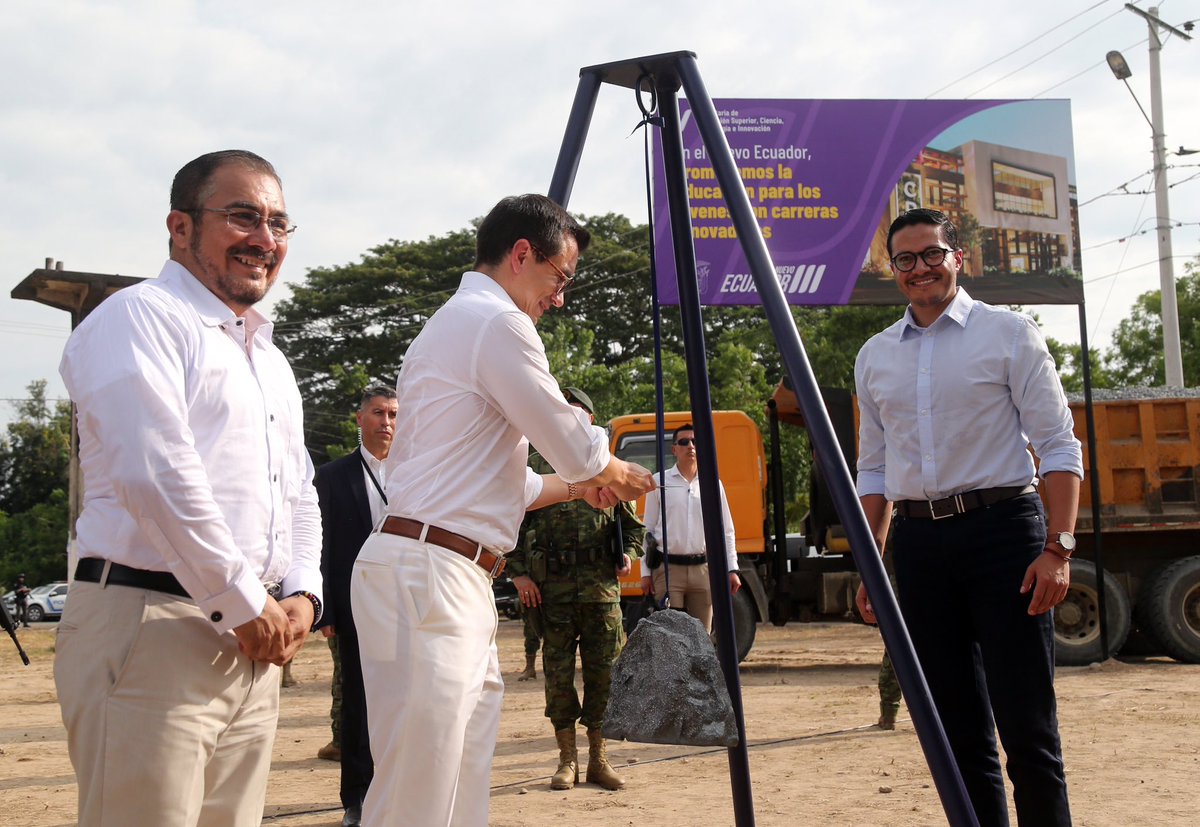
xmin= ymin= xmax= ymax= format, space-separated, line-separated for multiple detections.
xmin=640 ymin=423 xmax=741 ymax=633
xmin=56 ymin=150 xmax=323 ymax=827
xmin=351 ymin=194 xmax=655 ymax=827
xmin=854 ymin=208 xmax=1081 ymax=827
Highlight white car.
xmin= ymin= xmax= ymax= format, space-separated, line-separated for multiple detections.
xmin=24 ymin=581 xmax=69 ymax=623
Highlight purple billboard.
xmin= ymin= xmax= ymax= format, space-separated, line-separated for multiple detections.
xmin=652 ymin=98 xmax=1083 ymax=306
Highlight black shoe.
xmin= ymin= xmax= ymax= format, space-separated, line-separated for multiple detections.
xmin=342 ymin=804 xmax=362 ymax=826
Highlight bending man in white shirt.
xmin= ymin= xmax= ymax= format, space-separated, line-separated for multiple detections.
xmin=641 ymin=423 xmax=741 ymax=633
xmin=351 ymin=194 xmax=655 ymax=827
xmin=56 ymin=150 xmax=323 ymax=827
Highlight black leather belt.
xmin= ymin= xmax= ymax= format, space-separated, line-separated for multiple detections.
xmin=74 ymin=558 xmax=190 ymax=598
xmin=666 ymin=554 xmax=707 ymax=566
xmin=74 ymin=559 xmax=283 ymax=599
xmin=894 ymin=484 xmax=1036 ymax=520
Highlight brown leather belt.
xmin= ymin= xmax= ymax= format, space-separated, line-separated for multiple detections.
xmin=381 ymin=516 xmax=506 ymax=579
xmin=894 ymin=484 xmax=1036 ymax=520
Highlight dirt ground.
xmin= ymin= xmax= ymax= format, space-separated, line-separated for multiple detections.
xmin=1 ymin=618 xmax=1196 ymax=826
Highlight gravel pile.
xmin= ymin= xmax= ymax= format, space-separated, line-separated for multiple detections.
xmin=1068 ymin=386 xmax=1200 ymax=403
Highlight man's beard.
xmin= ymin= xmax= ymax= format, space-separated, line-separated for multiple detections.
xmin=190 ymin=229 xmax=278 ymax=308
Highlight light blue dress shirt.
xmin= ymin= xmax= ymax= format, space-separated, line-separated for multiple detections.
xmin=855 ymin=288 xmax=1083 ymax=503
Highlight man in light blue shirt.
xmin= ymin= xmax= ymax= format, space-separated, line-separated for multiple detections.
xmin=854 ymin=208 xmax=1082 ymax=827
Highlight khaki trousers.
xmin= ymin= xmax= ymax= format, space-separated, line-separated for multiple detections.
xmin=54 ymin=581 xmax=279 ymax=827
xmin=652 ymin=562 xmax=713 ymax=632
xmin=352 ymin=533 xmax=503 ymax=827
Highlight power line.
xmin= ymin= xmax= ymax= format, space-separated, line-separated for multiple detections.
xmin=925 ymin=0 xmax=1116 ymax=97
xmin=967 ymin=5 xmax=1131 ymax=97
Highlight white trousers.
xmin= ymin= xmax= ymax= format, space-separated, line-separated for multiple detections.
xmin=54 ymin=581 xmax=279 ymax=827
xmin=352 ymin=532 xmax=503 ymax=827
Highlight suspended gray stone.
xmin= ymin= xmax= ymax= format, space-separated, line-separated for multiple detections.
xmin=602 ymin=609 xmax=739 ymax=747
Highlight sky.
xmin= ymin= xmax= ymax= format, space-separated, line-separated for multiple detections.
xmin=2 ymin=0 xmax=1198 ymax=427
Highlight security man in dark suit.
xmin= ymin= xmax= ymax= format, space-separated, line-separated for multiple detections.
xmin=316 ymin=384 xmax=398 ymax=827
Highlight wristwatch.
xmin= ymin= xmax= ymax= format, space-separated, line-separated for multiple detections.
xmin=1045 ymin=531 xmax=1076 ymax=559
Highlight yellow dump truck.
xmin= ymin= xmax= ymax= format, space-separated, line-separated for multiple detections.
xmin=611 ymin=385 xmax=1200 ymax=666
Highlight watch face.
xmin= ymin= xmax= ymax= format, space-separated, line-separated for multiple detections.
xmin=1057 ymin=532 xmax=1077 ymax=551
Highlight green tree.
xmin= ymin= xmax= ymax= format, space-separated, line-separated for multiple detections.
xmin=272 ymin=213 xmax=909 ymax=529
xmin=0 ymin=381 xmax=72 ymax=587
xmin=1045 ymin=339 xmax=1118 ymax=393
xmin=1103 ymin=257 xmax=1200 ymax=387
xmin=0 ymin=381 xmax=71 ymax=515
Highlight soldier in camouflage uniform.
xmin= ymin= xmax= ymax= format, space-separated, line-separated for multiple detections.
xmin=507 ymin=388 xmax=645 ymax=791
xmin=515 ymin=600 xmax=543 ymax=681
xmin=875 ymin=572 xmax=902 ymax=729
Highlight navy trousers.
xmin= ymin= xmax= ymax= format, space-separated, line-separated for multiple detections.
xmin=892 ymin=493 xmax=1071 ymax=827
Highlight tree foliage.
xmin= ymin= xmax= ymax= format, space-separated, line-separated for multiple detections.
xmin=1105 ymin=256 xmax=1200 ymax=387
xmin=274 ymin=213 xmax=911 ymax=528
xmin=0 ymin=381 xmax=72 ymax=586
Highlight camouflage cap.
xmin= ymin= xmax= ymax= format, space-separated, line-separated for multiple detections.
xmin=563 ymin=386 xmax=595 ymax=416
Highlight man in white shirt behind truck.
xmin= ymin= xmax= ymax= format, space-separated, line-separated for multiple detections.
xmin=56 ymin=150 xmax=323 ymax=826
xmin=641 ymin=422 xmax=741 ymax=633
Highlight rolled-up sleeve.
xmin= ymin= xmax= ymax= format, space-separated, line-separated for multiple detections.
xmin=854 ymin=344 xmax=887 ymax=497
xmin=1008 ymin=316 xmax=1083 ymax=479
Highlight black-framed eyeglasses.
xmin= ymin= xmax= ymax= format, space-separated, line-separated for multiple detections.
xmin=192 ymin=207 xmax=296 ymax=242
xmin=890 ymin=246 xmax=955 ymax=272
xmin=674 ymin=438 xmax=695 ymax=447
xmin=529 ymin=243 xmax=574 ymax=295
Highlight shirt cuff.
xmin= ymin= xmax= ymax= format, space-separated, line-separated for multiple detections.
xmin=856 ymin=470 xmax=886 ymax=498
xmin=197 ymin=567 xmax=269 ymax=633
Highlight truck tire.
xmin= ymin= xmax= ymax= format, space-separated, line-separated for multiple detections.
xmin=732 ymin=588 xmax=757 ymax=663
xmin=1137 ymin=556 xmax=1200 ymax=664
xmin=1054 ymin=559 xmax=1130 ymax=666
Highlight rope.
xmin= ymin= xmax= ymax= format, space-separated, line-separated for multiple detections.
xmin=633 ymin=72 xmax=673 ymax=609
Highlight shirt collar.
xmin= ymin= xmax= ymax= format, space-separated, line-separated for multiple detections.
xmin=897 ymin=287 xmax=974 ymax=341
xmin=159 ymin=259 xmax=274 ymax=342
xmin=359 ymin=444 xmax=383 ymax=470
xmin=460 ymin=270 xmax=519 ymax=311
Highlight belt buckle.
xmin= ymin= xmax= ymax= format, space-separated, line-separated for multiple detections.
xmin=488 ymin=554 xmax=506 ymax=579
xmin=929 ymin=494 xmax=963 ymax=520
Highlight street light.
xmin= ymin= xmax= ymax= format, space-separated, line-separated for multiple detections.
xmin=1108 ymin=5 xmax=1193 ymax=387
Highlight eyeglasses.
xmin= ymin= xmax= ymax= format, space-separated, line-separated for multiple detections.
xmin=890 ymin=246 xmax=955 ymax=273
xmin=193 ymin=207 xmax=296 ymax=242
xmin=674 ymin=438 xmax=694 ymax=447
xmin=529 ymin=243 xmax=574 ymax=295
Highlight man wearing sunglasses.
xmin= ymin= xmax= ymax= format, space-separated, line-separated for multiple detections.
xmin=640 ymin=423 xmax=741 ymax=633
xmin=56 ymin=150 xmax=321 ymax=826
xmin=352 ymin=194 xmax=655 ymax=826
xmin=854 ymin=208 xmax=1081 ymax=827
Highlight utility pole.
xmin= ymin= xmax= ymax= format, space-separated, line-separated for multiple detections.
xmin=1124 ymin=4 xmax=1193 ymax=386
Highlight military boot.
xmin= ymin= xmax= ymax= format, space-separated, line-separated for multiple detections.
xmin=585 ymin=728 xmax=625 ymax=790
xmin=877 ymin=703 xmax=898 ymax=730
xmin=550 ymin=728 xmax=578 ymax=790
xmin=516 ymin=654 xmax=537 ymax=681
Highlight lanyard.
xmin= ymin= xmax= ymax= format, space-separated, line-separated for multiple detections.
xmin=358 ymin=451 xmax=388 ymax=505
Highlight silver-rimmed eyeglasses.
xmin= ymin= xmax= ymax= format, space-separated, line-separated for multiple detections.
xmin=193 ymin=207 xmax=296 ymax=242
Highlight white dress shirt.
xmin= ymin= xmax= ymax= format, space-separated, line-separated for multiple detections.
xmin=60 ymin=260 xmax=323 ymax=632
xmin=855 ymin=288 xmax=1083 ymax=502
xmin=642 ymin=464 xmax=738 ymax=571
xmin=359 ymin=445 xmax=388 ymax=528
xmin=385 ymin=271 xmax=610 ymax=552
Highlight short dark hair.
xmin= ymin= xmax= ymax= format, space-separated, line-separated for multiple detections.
xmin=474 ymin=194 xmax=591 ymax=269
xmin=360 ymin=384 xmax=397 ymax=409
xmin=170 ymin=150 xmax=281 ymax=214
xmin=673 ymin=423 xmax=695 ymax=443
xmin=886 ymin=208 xmax=959 ymax=255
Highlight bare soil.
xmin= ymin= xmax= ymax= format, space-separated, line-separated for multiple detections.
xmin=1 ymin=619 xmax=1196 ymax=826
